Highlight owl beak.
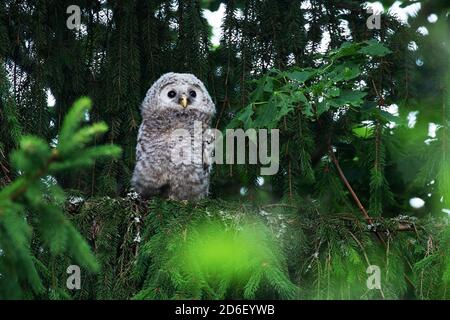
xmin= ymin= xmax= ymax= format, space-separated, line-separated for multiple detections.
xmin=179 ymin=95 xmax=188 ymax=108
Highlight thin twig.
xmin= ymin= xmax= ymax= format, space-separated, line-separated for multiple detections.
xmin=328 ymin=147 xmax=373 ymax=224
xmin=328 ymin=146 xmax=386 ymax=246
xmin=261 ymin=203 xmax=298 ymax=210
xmin=349 ymin=230 xmax=386 ymax=299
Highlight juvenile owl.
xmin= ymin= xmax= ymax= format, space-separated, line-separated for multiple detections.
xmin=132 ymin=73 xmax=216 ymax=201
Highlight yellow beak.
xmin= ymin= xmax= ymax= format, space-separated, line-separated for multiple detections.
xmin=179 ymin=96 xmax=188 ymax=108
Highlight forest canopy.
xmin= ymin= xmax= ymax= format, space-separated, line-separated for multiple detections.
xmin=0 ymin=0 xmax=449 ymax=300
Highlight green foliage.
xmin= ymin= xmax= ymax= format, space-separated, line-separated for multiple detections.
xmin=224 ymin=40 xmax=398 ymax=214
xmin=413 ymin=222 xmax=450 ymax=299
xmin=0 ymin=98 xmax=121 ymax=299
xmin=16 ymin=196 xmax=447 ymax=300
xmin=229 ymin=41 xmax=391 ymax=130
xmin=67 ymin=195 xmax=144 ymax=300
xmin=133 ymin=200 xmax=297 ymax=299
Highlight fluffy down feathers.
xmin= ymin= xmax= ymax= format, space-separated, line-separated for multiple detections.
xmin=132 ymin=73 xmax=216 ymax=201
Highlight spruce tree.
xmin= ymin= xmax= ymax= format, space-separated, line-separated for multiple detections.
xmin=0 ymin=0 xmax=449 ymax=300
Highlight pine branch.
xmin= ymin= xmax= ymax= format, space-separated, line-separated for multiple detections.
xmin=0 ymin=97 xmax=121 ymax=298
xmin=8 ymin=149 xmax=58 ymax=203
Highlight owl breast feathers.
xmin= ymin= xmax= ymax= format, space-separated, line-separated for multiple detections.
xmin=132 ymin=72 xmax=216 ymax=201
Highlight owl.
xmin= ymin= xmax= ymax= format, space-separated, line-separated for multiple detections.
xmin=132 ymin=73 xmax=216 ymax=201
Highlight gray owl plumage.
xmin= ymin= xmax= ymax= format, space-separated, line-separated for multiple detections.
xmin=132 ymin=73 xmax=216 ymax=201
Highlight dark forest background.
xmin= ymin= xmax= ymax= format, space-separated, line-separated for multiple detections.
xmin=0 ymin=0 xmax=449 ymax=300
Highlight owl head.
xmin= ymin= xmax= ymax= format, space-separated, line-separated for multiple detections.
xmin=141 ymin=72 xmax=215 ymax=117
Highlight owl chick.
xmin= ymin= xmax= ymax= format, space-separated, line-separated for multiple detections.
xmin=132 ymin=73 xmax=216 ymax=201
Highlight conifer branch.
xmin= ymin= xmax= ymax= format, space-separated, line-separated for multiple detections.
xmin=9 ymin=149 xmax=59 ymax=202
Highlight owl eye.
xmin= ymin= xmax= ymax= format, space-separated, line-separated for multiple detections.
xmin=167 ymin=90 xmax=176 ymax=98
xmin=189 ymin=90 xmax=197 ymax=98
